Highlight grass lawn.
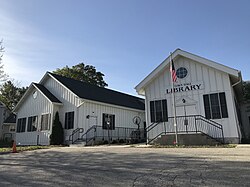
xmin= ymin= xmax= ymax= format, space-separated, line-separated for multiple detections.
xmin=0 ymin=145 xmax=55 ymax=153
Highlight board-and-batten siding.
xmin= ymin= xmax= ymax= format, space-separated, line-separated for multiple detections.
xmin=144 ymin=56 xmax=240 ymax=143
xmin=43 ymin=76 xmax=81 ymax=137
xmin=77 ymin=101 xmax=145 ymax=139
xmin=16 ymin=87 xmax=53 ymax=145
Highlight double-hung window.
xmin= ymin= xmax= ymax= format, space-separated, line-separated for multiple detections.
xmin=102 ymin=113 xmax=115 ymax=130
xmin=150 ymin=99 xmax=168 ymax=123
xmin=203 ymin=92 xmax=228 ymax=119
xmin=17 ymin=118 xmax=26 ymax=133
xmin=41 ymin=114 xmax=51 ymax=131
xmin=27 ymin=116 xmax=38 ymax=132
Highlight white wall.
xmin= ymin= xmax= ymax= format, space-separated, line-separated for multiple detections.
xmin=43 ymin=76 xmax=81 ymax=137
xmin=78 ymin=100 xmax=145 ymax=130
xmin=144 ymin=56 xmax=240 ymax=143
xmin=16 ymin=86 xmax=53 ymax=145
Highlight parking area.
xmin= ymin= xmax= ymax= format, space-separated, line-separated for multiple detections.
xmin=0 ymin=146 xmax=250 ymax=186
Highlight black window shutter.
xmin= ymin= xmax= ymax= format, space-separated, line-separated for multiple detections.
xmin=102 ymin=113 xmax=107 ymax=129
xmin=71 ymin=112 xmax=74 ymax=129
xmin=112 ymin=115 xmax=115 ymax=130
xmin=162 ymin=99 xmax=168 ymax=122
xmin=203 ymin=95 xmax=211 ymax=119
xmin=65 ymin=113 xmax=68 ymax=129
xmin=150 ymin=101 xmax=155 ymax=123
xmin=219 ymin=92 xmax=228 ymax=118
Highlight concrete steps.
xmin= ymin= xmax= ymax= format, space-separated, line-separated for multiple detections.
xmin=153 ymin=133 xmax=221 ymax=146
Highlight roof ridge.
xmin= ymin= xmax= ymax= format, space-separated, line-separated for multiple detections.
xmin=48 ymin=72 xmax=144 ymax=100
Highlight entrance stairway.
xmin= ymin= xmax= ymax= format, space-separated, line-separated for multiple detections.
xmin=146 ymin=115 xmax=224 ymax=145
xmin=153 ymin=133 xmax=221 ymax=146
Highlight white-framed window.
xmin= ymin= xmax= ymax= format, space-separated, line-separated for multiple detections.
xmin=27 ymin=116 xmax=38 ymax=132
xmin=9 ymin=125 xmax=16 ymax=132
xmin=17 ymin=118 xmax=26 ymax=133
xmin=41 ymin=113 xmax=51 ymax=131
xmin=102 ymin=113 xmax=115 ymax=130
xmin=203 ymin=92 xmax=228 ymax=119
xmin=150 ymin=99 xmax=168 ymax=123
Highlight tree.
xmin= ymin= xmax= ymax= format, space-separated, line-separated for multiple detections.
xmin=0 ymin=80 xmax=28 ymax=110
xmin=0 ymin=40 xmax=8 ymax=83
xmin=53 ymin=63 xmax=108 ymax=87
xmin=243 ymin=81 xmax=250 ymax=101
xmin=50 ymin=112 xmax=64 ymax=145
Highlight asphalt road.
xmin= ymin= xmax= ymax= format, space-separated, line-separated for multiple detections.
xmin=0 ymin=146 xmax=250 ymax=187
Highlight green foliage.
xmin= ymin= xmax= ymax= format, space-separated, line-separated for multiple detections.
xmin=50 ymin=112 xmax=64 ymax=145
xmin=53 ymin=63 xmax=108 ymax=87
xmin=0 ymin=80 xmax=28 ymax=110
xmin=243 ymin=81 xmax=250 ymax=101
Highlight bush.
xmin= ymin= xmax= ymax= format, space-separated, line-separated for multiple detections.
xmin=50 ymin=112 xmax=64 ymax=145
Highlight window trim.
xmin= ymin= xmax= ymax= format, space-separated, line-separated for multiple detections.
xmin=27 ymin=115 xmax=38 ymax=132
xmin=40 ymin=113 xmax=51 ymax=131
xmin=150 ymin=99 xmax=168 ymax=123
xmin=203 ymin=92 xmax=228 ymax=119
xmin=16 ymin=118 xmax=27 ymax=133
xmin=102 ymin=113 xmax=115 ymax=130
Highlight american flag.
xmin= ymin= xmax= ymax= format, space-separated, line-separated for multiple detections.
xmin=170 ymin=59 xmax=177 ymax=82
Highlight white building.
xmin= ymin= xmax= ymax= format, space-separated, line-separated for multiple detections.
xmin=135 ymin=49 xmax=243 ymax=144
xmin=13 ymin=72 xmax=145 ymax=145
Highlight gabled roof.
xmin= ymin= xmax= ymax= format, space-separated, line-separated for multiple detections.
xmin=135 ymin=49 xmax=241 ymax=95
xmin=13 ymin=83 xmax=62 ymax=112
xmin=4 ymin=113 xmax=16 ymax=124
xmin=33 ymin=83 xmax=62 ymax=104
xmin=48 ymin=72 xmax=145 ymax=110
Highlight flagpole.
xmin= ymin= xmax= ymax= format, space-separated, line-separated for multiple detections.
xmin=170 ymin=52 xmax=178 ymax=145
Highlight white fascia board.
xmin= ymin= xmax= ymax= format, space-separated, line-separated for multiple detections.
xmin=179 ymin=50 xmax=240 ymax=77
xmin=32 ymin=84 xmax=63 ymax=106
xmin=135 ymin=49 xmax=240 ymax=94
xmin=81 ymin=98 xmax=145 ymax=113
xmin=135 ymin=49 xmax=180 ymax=95
xmin=13 ymin=83 xmax=34 ymax=112
xmin=46 ymin=73 xmax=80 ymax=99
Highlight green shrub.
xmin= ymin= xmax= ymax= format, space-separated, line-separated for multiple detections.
xmin=50 ymin=112 xmax=64 ymax=145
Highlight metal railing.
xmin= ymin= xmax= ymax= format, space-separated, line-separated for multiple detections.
xmin=147 ymin=115 xmax=224 ymax=144
xmin=78 ymin=125 xmax=146 ymax=145
xmin=68 ymin=128 xmax=84 ymax=144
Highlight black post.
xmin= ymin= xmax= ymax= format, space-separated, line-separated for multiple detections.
xmin=37 ymin=134 xmax=39 ymax=145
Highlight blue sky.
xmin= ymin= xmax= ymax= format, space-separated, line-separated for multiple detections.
xmin=0 ymin=0 xmax=250 ymax=96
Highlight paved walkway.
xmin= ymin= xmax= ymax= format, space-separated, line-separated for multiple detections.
xmin=0 ymin=146 xmax=250 ymax=186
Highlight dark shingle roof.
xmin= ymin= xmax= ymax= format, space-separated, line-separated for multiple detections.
xmin=49 ymin=72 xmax=145 ymax=110
xmin=4 ymin=113 xmax=16 ymax=124
xmin=33 ymin=83 xmax=62 ymax=104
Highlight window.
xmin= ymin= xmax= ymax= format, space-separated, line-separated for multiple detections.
xmin=41 ymin=114 xmax=51 ymax=131
xmin=203 ymin=92 xmax=228 ymax=119
xmin=150 ymin=99 xmax=168 ymax=123
xmin=27 ymin=116 xmax=38 ymax=132
xmin=65 ymin=112 xmax=74 ymax=129
xmin=9 ymin=125 xmax=15 ymax=132
xmin=17 ymin=118 xmax=26 ymax=133
xmin=102 ymin=113 xmax=115 ymax=130
xmin=176 ymin=67 xmax=188 ymax=79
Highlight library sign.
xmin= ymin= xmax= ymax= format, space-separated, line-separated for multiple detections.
xmin=166 ymin=81 xmax=204 ymax=94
